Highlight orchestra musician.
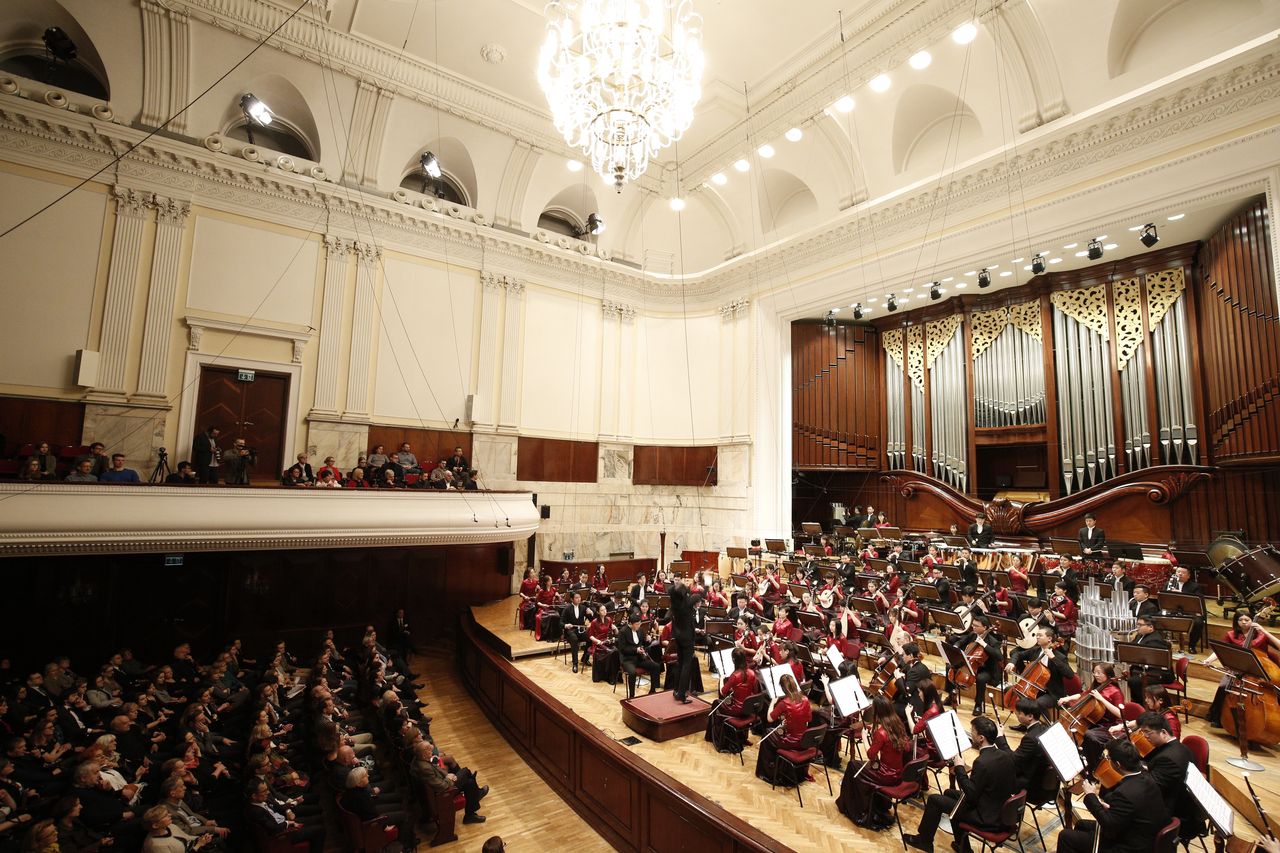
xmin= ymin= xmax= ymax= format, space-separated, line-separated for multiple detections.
xmin=1163 ymin=566 xmax=1204 ymax=653
xmin=904 ymin=716 xmax=1016 ymax=853
xmin=905 ymin=680 xmax=945 ymax=761
xmin=1109 ymin=562 xmax=1135 ymax=596
xmin=586 ymin=604 xmax=617 ymax=684
xmin=867 ymin=579 xmax=891 ymax=616
xmin=628 ymin=573 xmax=654 ymax=608
xmin=726 ymin=593 xmax=754 ymax=627
xmin=569 ymin=571 xmax=591 ymax=594
xmin=1204 ymin=609 xmax=1280 ymax=727
xmin=754 ymin=673 xmax=811 ymax=784
xmin=875 ymin=510 xmax=891 ymax=529
xmin=1128 ymin=584 xmax=1159 ymax=619
xmin=1135 ymin=711 xmax=1205 ymax=848
xmin=884 ymin=607 xmax=913 ymax=659
xmin=892 ymin=642 xmax=932 ymax=720
xmin=760 ymin=566 xmax=784 ymax=618
xmin=1043 ymin=558 xmax=1080 ymax=602
xmin=1007 ymin=556 xmax=1030 ymax=596
xmin=1123 ymin=615 xmax=1173 ymax=700
xmin=828 ymin=617 xmax=861 ymax=663
xmin=943 ymin=614 xmax=1004 ymax=716
xmin=772 ymin=640 xmax=804 ymax=684
xmin=819 ymin=660 xmax=864 ymax=770
xmin=856 ymin=505 xmax=877 ymax=529
xmin=616 ymin=612 xmax=661 ymax=698
xmin=560 ymin=591 xmax=590 ymax=673
xmin=706 ymin=648 xmax=760 ymax=750
xmin=592 ymin=564 xmax=609 ymax=594
xmin=894 ymin=588 xmax=921 ymax=636
xmin=1143 ymin=685 xmax=1182 ymax=739
xmin=1057 ymin=662 xmax=1125 ymax=771
xmin=1007 ymin=625 xmax=1075 ymax=723
xmin=922 ymin=563 xmax=953 ymax=607
xmin=1046 ymin=581 xmax=1077 ymax=638
xmin=955 ymin=548 xmax=980 ymax=592
xmin=1008 ymin=699 xmax=1056 ymax=807
xmin=533 ymin=576 xmax=562 ymax=641
xmin=1078 ymin=513 xmax=1106 ymax=557
xmin=704 ymin=581 xmax=729 ymax=609
xmin=518 ymin=569 xmax=539 ymax=630
xmin=921 ymin=544 xmax=942 ymax=569
xmin=967 ymin=514 xmax=995 ymax=549
xmin=733 ymin=617 xmax=760 ymax=653
xmin=837 ymin=695 xmax=909 ymax=829
xmin=1053 ymin=740 xmax=1168 ymax=853
xmin=1022 ymin=598 xmax=1052 ymax=633
xmin=772 ymin=605 xmax=802 ymax=643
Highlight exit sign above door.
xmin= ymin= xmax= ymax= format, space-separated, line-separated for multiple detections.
xmin=237 ymin=369 xmax=255 ymax=382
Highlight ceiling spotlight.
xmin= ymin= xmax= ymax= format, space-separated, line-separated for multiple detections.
xmin=952 ymin=22 xmax=978 ymax=45
xmin=785 ymin=127 xmax=804 ymax=142
xmin=1000 ymin=271 xmax=1012 ymax=277
xmin=42 ymin=27 xmax=77 ymax=62
xmin=1140 ymin=223 xmax=1159 ymax=248
xmin=420 ymin=151 xmax=442 ymax=179
xmin=887 ymin=294 xmax=898 ymax=312
xmin=909 ymin=50 xmax=932 ymax=70
xmin=1103 ymin=243 xmax=1117 ymax=251
xmin=1087 ymin=238 xmax=1103 ymax=260
xmin=1011 ymin=257 xmax=1024 ymax=263
xmin=1031 ymin=254 xmax=1046 ymax=274
xmin=566 ymin=159 xmax=584 ymax=172
xmin=1167 ymin=213 xmax=1185 ymax=221
xmin=834 ymin=95 xmax=855 ymax=113
xmin=733 ymin=159 xmax=750 ymax=172
xmin=824 ymin=311 xmax=837 ymax=328
xmin=977 ymin=268 xmax=991 ymax=288
xmin=758 ymin=144 xmax=775 ymax=159
xmin=669 ymin=197 xmax=686 ymax=212
xmin=1063 ymin=243 xmax=1078 ymax=250
xmin=711 ymin=172 xmax=727 ymax=185
xmin=1128 ymin=225 xmax=1145 ymax=232
xmin=1075 ymin=251 xmax=1089 ymax=258
xmin=929 ymin=282 xmax=942 ymax=301
xmin=585 ymin=212 xmax=605 ymax=235
xmin=239 ymin=93 xmax=273 ymax=126
xmin=869 ymin=73 xmax=892 ymax=93
xmin=853 ymin=303 xmax=864 ymax=320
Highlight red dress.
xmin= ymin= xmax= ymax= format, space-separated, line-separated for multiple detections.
xmin=1163 ymin=709 xmax=1182 ymax=740
xmin=770 ymin=697 xmax=812 ymax=748
xmin=519 ymin=578 xmax=540 ymax=627
xmin=592 ymin=573 xmax=609 ymax=593
xmin=587 ymin=619 xmax=612 ymax=657
xmin=736 ymin=629 xmax=760 ymax=652
xmin=533 ymin=588 xmax=558 ymax=639
xmin=1050 ymin=595 xmax=1077 ymax=637
xmin=1225 ymin=629 xmax=1270 ymax=651
xmin=705 ymin=590 xmax=728 ymax=608
xmin=721 ymin=669 xmax=760 ymax=715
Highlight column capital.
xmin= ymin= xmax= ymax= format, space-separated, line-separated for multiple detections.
xmin=353 ymin=241 xmax=381 ymax=264
xmin=602 ymin=299 xmax=635 ymax=322
xmin=111 ymin=185 xmax=151 ymax=218
xmin=152 ymin=195 xmax=191 ymax=225
xmin=719 ymin=298 xmax=750 ymax=319
xmin=323 ymin=234 xmax=354 ymax=255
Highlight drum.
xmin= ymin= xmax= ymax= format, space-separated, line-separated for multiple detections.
xmin=1216 ymin=547 xmax=1280 ymax=604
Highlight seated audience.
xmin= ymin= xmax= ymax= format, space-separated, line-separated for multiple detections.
xmin=99 ymin=455 xmax=141 ymax=484
xmin=165 ymin=461 xmax=199 ymax=484
xmin=65 ymin=459 xmax=98 ymax=483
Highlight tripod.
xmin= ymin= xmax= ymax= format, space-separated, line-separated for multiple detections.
xmin=149 ymin=450 xmax=172 ymax=484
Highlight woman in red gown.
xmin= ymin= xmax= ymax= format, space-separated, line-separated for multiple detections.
xmin=587 ymin=604 xmax=617 ymax=683
xmin=704 ymin=581 xmax=729 ymax=609
xmin=837 ymin=695 xmax=910 ymax=828
xmin=754 ymin=674 xmax=812 ymax=782
xmin=1059 ymin=662 xmax=1125 ymax=771
xmin=533 ymin=576 xmax=560 ymax=640
xmin=592 ymin=565 xmax=609 ymax=593
xmin=908 ymin=680 xmax=946 ymax=763
xmin=1047 ymin=580 xmax=1078 ymax=638
xmin=518 ymin=569 xmax=539 ymax=629
xmin=706 ymin=648 xmax=761 ymax=748
xmin=1204 ymin=609 xmax=1280 ymax=725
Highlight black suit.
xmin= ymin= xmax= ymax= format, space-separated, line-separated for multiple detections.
xmin=1010 ymin=646 xmax=1074 ymax=713
xmin=956 ymin=559 xmax=979 ymax=592
xmin=1129 ymin=598 xmax=1159 ymax=619
xmin=1011 ymin=721 xmax=1054 ymax=804
xmin=1057 ymin=773 xmax=1169 ymax=853
xmin=1125 ymin=631 xmax=1174 ymax=699
xmin=669 ymin=584 xmax=700 ymax=701
xmin=246 ymin=802 xmax=324 ymax=853
xmin=1145 ymin=740 xmax=1204 ymax=841
xmin=914 ymin=745 xmax=1017 ymax=851
xmin=1165 ymin=578 xmax=1205 ymax=649
xmin=1078 ymin=525 xmax=1107 ymax=555
xmin=561 ymin=602 xmax=589 ymax=665
xmin=1111 ymin=574 xmax=1135 ymax=595
xmin=617 ymin=625 xmax=661 ymax=698
xmin=192 ymin=431 xmax=219 ymax=483
xmin=896 ymin=660 xmax=933 ymax=718
xmin=967 ymin=523 xmax=994 ymax=549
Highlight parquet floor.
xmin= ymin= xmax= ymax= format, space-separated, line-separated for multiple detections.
xmin=411 ymin=648 xmax=611 ymax=851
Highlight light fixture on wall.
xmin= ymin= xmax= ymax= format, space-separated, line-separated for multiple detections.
xmin=977 ymin=268 xmax=991 ymax=288
xmin=419 ymin=151 xmax=443 ymax=195
xmin=1087 ymin=238 xmax=1103 ymax=260
xmin=1140 ymin=223 xmax=1159 ymax=248
xmin=852 ymin=303 xmax=863 ymax=320
xmin=42 ymin=27 xmax=77 ymax=62
xmin=824 ymin=310 xmax=836 ymax=328
xmin=537 ymin=0 xmax=705 ymax=190
xmin=574 ymin=212 xmax=605 ymax=239
xmin=238 ymin=94 xmax=272 ymax=145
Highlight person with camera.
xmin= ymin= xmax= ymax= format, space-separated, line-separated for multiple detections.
xmin=222 ymin=439 xmax=253 ymax=486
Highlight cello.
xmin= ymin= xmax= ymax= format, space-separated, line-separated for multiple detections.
xmin=1220 ymin=615 xmax=1280 ymax=747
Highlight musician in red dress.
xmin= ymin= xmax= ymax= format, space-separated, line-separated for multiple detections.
xmin=1008 ymin=556 xmax=1030 ymax=595
xmin=921 ymin=544 xmax=942 ymax=569
xmin=706 ymin=582 xmax=728 ymax=608
xmin=587 ymin=604 xmax=617 ymax=683
xmin=1059 ymin=662 xmax=1125 ymax=771
xmin=733 ymin=617 xmax=760 ymax=653
xmin=908 ymin=680 xmax=946 ymax=761
xmin=819 ymin=659 xmax=865 ymax=770
xmin=533 ymin=576 xmax=561 ymax=640
xmin=773 ymin=641 xmax=804 ymax=683
xmin=760 ymin=568 xmax=784 ymax=618
xmin=755 ymin=674 xmax=812 ymax=783
xmin=773 ymin=606 xmax=802 ymax=643
xmin=1047 ymin=581 xmax=1077 ymax=638
xmin=592 ymin=564 xmax=609 ymax=593
xmin=828 ymin=618 xmax=861 ymax=664
xmin=518 ymin=569 xmax=539 ymax=629
xmin=837 ymin=695 xmax=909 ymax=828
xmin=706 ymin=648 xmax=761 ymax=750
xmin=1203 ymin=609 xmax=1280 ymax=726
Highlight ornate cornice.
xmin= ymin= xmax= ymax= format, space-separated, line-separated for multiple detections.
xmin=719 ymin=298 xmax=750 ymax=319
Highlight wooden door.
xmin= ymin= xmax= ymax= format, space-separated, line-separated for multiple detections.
xmin=194 ymin=367 xmax=289 ymax=479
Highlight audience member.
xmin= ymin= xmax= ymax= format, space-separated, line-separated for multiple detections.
xmin=316 ymin=457 xmax=342 ymax=480
xmin=366 ymin=445 xmax=389 ymax=470
xmin=165 ymin=462 xmax=199 ymax=485
xmin=25 ymin=443 xmax=59 ymax=480
xmin=64 ymin=459 xmax=98 ymax=483
xmin=18 ymin=458 xmax=50 ymax=482
xmin=221 ymin=440 xmax=251 ymax=486
xmin=446 ymin=446 xmax=468 ymax=477
xmin=99 ymin=454 xmax=141 ymax=485
xmin=191 ymin=428 xmax=220 ymax=484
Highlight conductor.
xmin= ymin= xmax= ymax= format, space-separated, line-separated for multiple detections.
xmin=670 ymin=579 xmax=703 ymax=704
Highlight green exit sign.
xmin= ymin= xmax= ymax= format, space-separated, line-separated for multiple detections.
xmin=237 ymin=369 xmax=255 ymax=382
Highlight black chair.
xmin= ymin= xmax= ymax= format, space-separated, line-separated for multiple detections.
xmin=771 ymin=724 xmax=829 ymax=807
xmin=954 ymin=790 xmax=1028 ymax=853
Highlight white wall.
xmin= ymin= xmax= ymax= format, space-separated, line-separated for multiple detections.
xmin=631 ymin=314 xmax=721 ymax=442
xmin=519 ymin=287 xmax=601 ymax=438
xmin=187 ymin=216 xmax=319 ymax=327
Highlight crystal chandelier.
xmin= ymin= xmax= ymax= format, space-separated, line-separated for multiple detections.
xmin=538 ymin=0 xmax=705 ymax=191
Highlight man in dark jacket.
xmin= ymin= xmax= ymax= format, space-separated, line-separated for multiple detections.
xmin=669 ymin=580 xmax=702 ymax=703
xmin=1054 ymin=740 xmax=1169 ymax=853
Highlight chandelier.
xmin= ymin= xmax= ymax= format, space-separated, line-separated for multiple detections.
xmin=537 ymin=0 xmax=705 ymax=191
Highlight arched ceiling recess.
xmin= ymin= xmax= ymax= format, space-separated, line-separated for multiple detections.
xmin=892 ymin=84 xmax=982 ymax=175
xmin=0 ymin=0 xmax=110 ymax=100
xmin=403 ymin=137 xmax=477 ymax=209
xmin=757 ymin=168 xmax=819 ymax=236
xmin=1107 ymin=0 xmax=1263 ymax=79
xmin=988 ymin=0 xmax=1068 ymax=131
xmin=537 ymin=184 xmax=599 ymax=234
xmin=220 ymin=73 xmax=320 ymax=161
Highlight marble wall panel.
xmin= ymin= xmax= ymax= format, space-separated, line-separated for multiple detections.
xmin=83 ymin=404 xmax=168 ymax=475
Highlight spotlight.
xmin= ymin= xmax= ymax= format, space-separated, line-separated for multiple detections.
xmin=785 ymin=127 xmax=803 ymax=142
xmin=887 ymin=294 xmax=898 ymax=312
xmin=239 ymin=94 xmax=273 ymax=126
xmin=733 ymin=159 xmax=750 ymax=172
xmin=757 ymin=144 xmax=775 ymax=159
xmin=668 ymin=197 xmax=686 ymax=212
xmin=853 ymin=303 xmax=863 ymax=320
xmin=929 ymin=282 xmax=941 ymax=301
xmin=566 ymin=160 xmax=583 ymax=172
xmin=420 ymin=151 xmax=442 ymax=179
xmin=1031 ymin=254 xmax=1046 ymax=274
xmin=869 ymin=73 xmax=892 ymax=93
xmin=1087 ymin=238 xmax=1103 ymax=260
xmin=1140 ymin=223 xmax=1159 ymax=248
xmin=952 ymin=22 xmax=978 ymax=45
xmin=710 ymin=172 xmax=728 ymax=186
xmin=977 ymin=268 xmax=991 ymax=288
xmin=824 ymin=311 xmax=836 ymax=329
xmin=42 ymin=27 xmax=77 ymax=62
xmin=833 ymin=95 xmax=855 ymax=113
xmin=585 ymin=213 xmax=605 ymax=235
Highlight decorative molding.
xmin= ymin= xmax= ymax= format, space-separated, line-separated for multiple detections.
xmin=312 ymin=234 xmax=352 ymax=414
xmin=603 ymin=299 xmax=636 ymax=321
xmin=1008 ymin=300 xmax=1042 ymax=342
xmin=136 ymin=196 xmax=190 ymax=396
xmin=718 ymin=298 xmax=749 ymax=319
xmin=970 ymin=306 xmax=1009 ymax=360
xmin=96 ymin=186 xmax=151 ymax=394
xmin=111 ymin=185 xmax=151 ymax=218
xmin=187 ymin=324 xmax=203 ymax=351
xmin=184 ymin=315 xmax=314 ymax=343
xmin=1111 ymin=277 xmax=1144 ymax=371
xmin=1051 ymin=285 xmax=1110 ymax=339
xmin=905 ymin=325 xmax=925 ymax=387
xmin=925 ymin=315 xmax=962 ymax=370
xmin=291 ymin=338 xmax=306 ymax=364
xmin=882 ymin=328 xmax=905 ymax=369
xmin=1146 ymin=268 xmax=1187 ymax=328
xmin=152 ymin=194 xmax=191 ymax=225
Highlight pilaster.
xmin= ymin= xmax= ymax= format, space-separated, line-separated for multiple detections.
xmin=93 ymin=187 xmax=151 ymax=397
xmin=598 ymin=301 xmax=625 ymax=438
xmin=496 ymin=277 xmax=525 ymax=432
xmin=140 ymin=0 xmax=191 ymax=134
xmin=311 ymin=235 xmax=353 ymax=415
xmin=616 ymin=303 xmax=637 ymax=441
xmin=135 ymin=195 xmax=190 ymax=398
xmin=472 ymin=272 xmax=507 ymax=428
xmin=343 ymin=241 xmax=380 ymax=419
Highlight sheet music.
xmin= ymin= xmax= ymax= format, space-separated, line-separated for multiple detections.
xmin=825 ymin=646 xmax=844 ymax=669
xmin=761 ymin=664 xmax=794 ymax=699
xmin=1186 ymin=764 xmax=1233 ymax=836
xmin=1036 ymin=723 xmax=1085 ymax=782
xmin=829 ymin=675 xmax=872 ymax=718
xmin=925 ymin=710 xmax=972 ymax=761
xmin=710 ymin=648 xmax=735 ymax=679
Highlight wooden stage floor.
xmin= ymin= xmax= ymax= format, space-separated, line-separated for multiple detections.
xmin=475 ymin=595 xmax=1280 ymax=852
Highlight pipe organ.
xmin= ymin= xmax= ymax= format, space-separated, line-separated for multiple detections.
xmin=926 ymin=316 xmax=967 ymax=491
xmin=971 ymin=303 xmax=1045 ymax=428
xmin=1051 ymin=285 xmax=1118 ymax=494
xmin=883 ymin=329 xmax=907 ymax=469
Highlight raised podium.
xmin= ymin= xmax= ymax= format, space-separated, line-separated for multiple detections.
xmin=620 ymin=691 xmax=714 ymax=742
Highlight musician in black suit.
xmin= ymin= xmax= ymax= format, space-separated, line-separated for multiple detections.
xmin=967 ymin=514 xmax=994 ymax=549
xmin=1006 ymin=626 xmax=1075 ymax=721
xmin=904 ymin=716 xmax=1016 ymax=853
xmin=1077 ymin=513 xmax=1106 ymax=557
xmin=561 ymin=591 xmax=590 ymax=673
xmin=1109 ymin=562 xmax=1135 ymax=595
xmin=955 ymin=549 xmax=979 ymax=591
xmin=1136 ymin=711 xmax=1205 ymax=845
xmin=617 ymin=612 xmax=661 ymax=698
xmin=1129 ymin=585 xmax=1159 ymax=619
xmin=1054 ymin=740 xmax=1169 ymax=853
xmin=1124 ymin=616 xmax=1174 ymax=700
xmin=726 ymin=594 xmax=756 ymax=627
xmin=894 ymin=643 xmax=933 ymax=720
xmin=1008 ymin=700 xmax=1056 ymax=806
xmin=1164 ymin=566 xmax=1204 ymax=651
xmin=628 ymin=574 xmax=654 ymax=606
xmin=947 ymin=615 xmax=1004 ymax=716
xmin=669 ymin=581 xmax=702 ymax=703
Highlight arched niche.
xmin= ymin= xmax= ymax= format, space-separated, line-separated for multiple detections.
xmin=757 ymin=168 xmax=818 ymax=235
xmin=891 ymin=83 xmax=982 ymax=175
xmin=1107 ymin=0 xmax=1262 ymax=78
xmin=221 ymin=73 xmax=321 ymax=160
xmin=0 ymin=0 xmax=110 ymax=100
xmin=402 ymin=137 xmax=478 ymax=209
xmin=534 ymin=184 xmax=599 ymax=237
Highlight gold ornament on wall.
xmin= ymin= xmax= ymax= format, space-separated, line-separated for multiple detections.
xmin=1145 ymin=268 xmax=1186 ymax=328
xmin=970 ymin=306 xmax=1009 ymax=359
xmin=925 ymin=315 xmax=963 ymax=369
xmin=1111 ymin=276 xmax=1144 ymax=371
xmin=1008 ymin=301 xmax=1043 ymax=342
xmin=906 ymin=325 xmax=925 ymax=387
xmin=882 ymin=328 xmax=905 ymax=369
xmin=1051 ymin=285 xmax=1110 ymax=339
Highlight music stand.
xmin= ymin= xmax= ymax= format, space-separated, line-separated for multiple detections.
xmin=726 ymin=546 xmax=749 ymax=559
xmin=1207 ymin=639 xmax=1270 ymax=770
xmin=1114 ymin=642 xmax=1174 ymax=702
xmin=857 ymin=628 xmax=887 ymax=652
xmin=899 ymin=560 xmax=925 ymax=577
xmin=929 ymin=608 xmax=968 ymax=634
xmin=834 ymin=526 xmax=856 ymax=540
xmin=987 ymin=613 xmax=1022 ymax=643
xmin=705 ymin=607 xmax=728 ymax=620
xmin=801 ymin=522 xmax=824 ymax=542
xmin=764 ymin=538 xmax=787 ymax=554
xmin=913 ymin=584 xmax=941 ymax=604
xmin=1050 ymin=538 xmax=1083 ymax=558
xmin=878 ymin=526 xmax=903 ymax=541
xmin=848 ymin=596 xmax=876 ymax=616
xmin=941 ymin=564 xmax=963 ymax=582
xmin=1153 ymin=615 xmax=1194 ymax=651
xmin=796 ymin=611 xmax=826 ymax=632
xmin=933 ymin=638 xmax=973 ymax=685
xmin=943 ymin=536 xmax=968 ymax=548
xmin=669 ymin=560 xmax=691 ymax=576
xmin=739 ymin=692 xmax=769 ymax=720
xmin=802 ymin=544 xmax=824 ymax=557
xmin=787 ymin=583 xmax=809 ymax=600
xmin=1159 ymin=590 xmax=1204 ymax=615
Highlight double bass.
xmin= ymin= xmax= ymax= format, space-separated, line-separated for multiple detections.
xmin=1221 ymin=617 xmax=1280 ymax=746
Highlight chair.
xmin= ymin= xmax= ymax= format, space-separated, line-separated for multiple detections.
xmin=1182 ymin=736 xmax=1211 ymax=852
xmin=771 ymin=725 xmax=829 ymax=807
xmin=16 ymin=443 xmax=34 ymax=457
xmin=410 ymin=774 xmax=464 ymax=847
xmin=404 ymin=473 xmax=419 ymax=485
xmin=1122 ymin=701 xmax=1144 ymax=722
xmin=0 ymin=460 xmax=19 ymax=478
xmin=870 ymin=757 xmax=930 ymax=851
xmin=335 ymin=798 xmax=398 ymax=853
xmin=1153 ymin=817 xmax=1182 ymax=853
xmin=1024 ymin=768 xmax=1066 ymax=851
xmin=1165 ymin=658 xmax=1191 ymax=720
xmin=955 ymin=790 xmax=1028 ymax=853
xmin=247 ymin=822 xmax=311 ymax=853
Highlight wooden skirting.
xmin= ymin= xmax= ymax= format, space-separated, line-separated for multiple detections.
xmin=456 ymin=612 xmax=784 ymax=853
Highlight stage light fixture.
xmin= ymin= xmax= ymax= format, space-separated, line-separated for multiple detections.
xmin=977 ymin=268 xmax=991 ymax=288
xmin=586 ymin=212 xmax=605 ymax=235
xmin=852 ymin=303 xmax=863 ymax=320
xmin=420 ymin=151 xmax=442 ymax=179
xmin=1140 ymin=223 xmax=1159 ymax=248
xmin=1087 ymin=238 xmax=1103 ymax=260
xmin=1031 ymin=254 xmax=1046 ymax=274
xmin=43 ymin=27 xmax=77 ymax=62
xmin=824 ymin=311 xmax=836 ymax=328
xmin=887 ymin=294 xmax=898 ymax=312
xmin=929 ymin=282 xmax=941 ymax=301
xmin=239 ymin=94 xmax=273 ymax=126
